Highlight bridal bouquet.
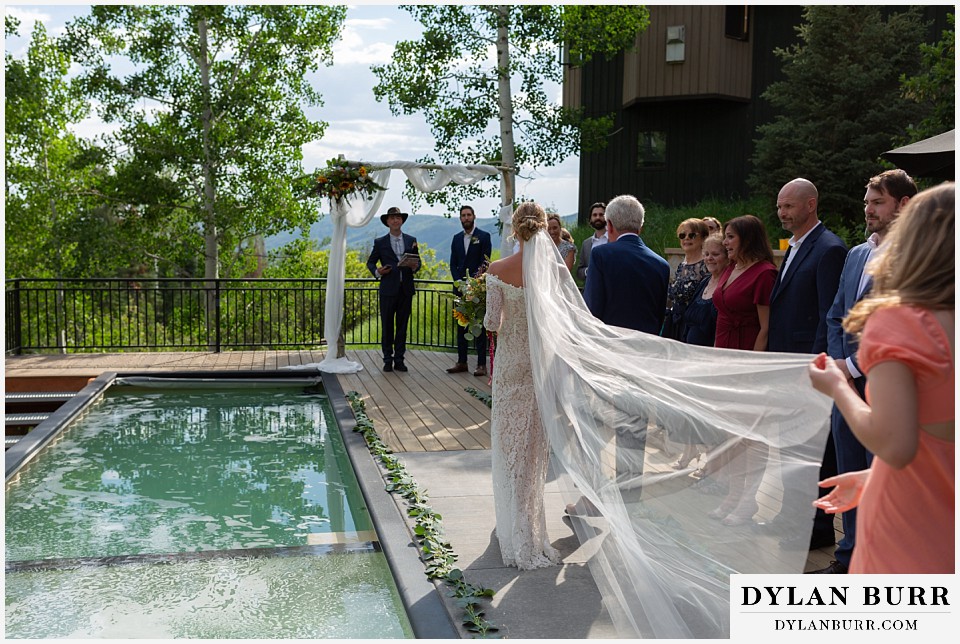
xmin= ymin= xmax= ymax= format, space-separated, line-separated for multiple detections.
xmin=312 ymin=157 xmax=385 ymax=203
xmin=453 ymin=271 xmax=488 ymax=341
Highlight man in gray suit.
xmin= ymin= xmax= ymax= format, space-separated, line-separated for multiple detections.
xmin=809 ymin=169 xmax=917 ymax=574
xmin=575 ymin=202 xmax=607 ymax=281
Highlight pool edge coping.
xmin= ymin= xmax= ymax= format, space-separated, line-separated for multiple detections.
xmin=323 ymin=371 xmax=460 ymax=640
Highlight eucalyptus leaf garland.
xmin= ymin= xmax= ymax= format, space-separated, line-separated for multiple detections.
xmin=346 ymin=391 xmax=500 ymax=637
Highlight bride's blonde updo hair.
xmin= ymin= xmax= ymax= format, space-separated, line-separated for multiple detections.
xmin=512 ymin=201 xmax=547 ymax=242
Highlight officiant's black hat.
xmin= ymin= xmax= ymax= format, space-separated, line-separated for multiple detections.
xmin=380 ymin=206 xmax=409 ymax=226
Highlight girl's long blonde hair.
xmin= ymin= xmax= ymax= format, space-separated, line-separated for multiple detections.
xmin=844 ymin=182 xmax=954 ymax=336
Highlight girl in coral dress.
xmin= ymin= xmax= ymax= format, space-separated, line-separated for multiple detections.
xmin=809 ymin=183 xmax=954 ymax=573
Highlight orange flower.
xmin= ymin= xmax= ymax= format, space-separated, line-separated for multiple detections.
xmin=359 ymin=166 xmax=368 ymax=177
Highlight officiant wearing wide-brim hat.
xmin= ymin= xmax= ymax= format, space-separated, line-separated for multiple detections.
xmin=367 ymin=206 xmax=420 ymax=372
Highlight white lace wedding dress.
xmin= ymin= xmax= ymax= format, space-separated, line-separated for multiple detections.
xmin=483 ymin=274 xmax=562 ymax=570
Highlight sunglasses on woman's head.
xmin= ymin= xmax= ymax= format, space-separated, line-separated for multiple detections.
xmin=677 ymin=232 xmax=698 ymax=240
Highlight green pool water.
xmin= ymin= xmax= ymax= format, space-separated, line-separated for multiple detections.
xmin=5 ymin=385 xmax=413 ymax=639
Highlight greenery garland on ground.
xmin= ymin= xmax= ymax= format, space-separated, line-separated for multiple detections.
xmin=465 ymin=386 xmax=493 ymax=409
xmin=345 ymin=391 xmax=499 ymax=637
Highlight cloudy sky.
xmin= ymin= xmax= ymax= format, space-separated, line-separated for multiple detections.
xmin=4 ymin=2 xmax=581 ymax=220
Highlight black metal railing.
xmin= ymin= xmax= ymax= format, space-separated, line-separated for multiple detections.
xmin=4 ymin=278 xmax=459 ymax=354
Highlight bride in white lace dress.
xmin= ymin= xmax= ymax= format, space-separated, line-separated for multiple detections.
xmin=482 ymin=202 xmax=561 ymax=570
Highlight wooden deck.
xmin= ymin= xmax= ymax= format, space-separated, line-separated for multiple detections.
xmin=4 ymin=347 xmax=839 ymax=571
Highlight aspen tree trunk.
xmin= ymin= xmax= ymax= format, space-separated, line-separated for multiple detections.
xmin=197 ymin=17 xmax=220 ymax=349
xmin=496 ymin=5 xmax=517 ymax=255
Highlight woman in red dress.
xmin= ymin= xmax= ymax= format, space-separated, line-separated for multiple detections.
xmin=713 ymin=215 xmax=778 ymax=351
xmin=709 ymin=215 xmax=778 ymax=524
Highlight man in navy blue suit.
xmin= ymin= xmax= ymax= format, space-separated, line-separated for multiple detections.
xmin=809 ymin=169 xmax=917 ymax=574
xmin=766 ymin=178 xmax=847 ymax=552
xmin=447 ymin=205 xmax=492 ymax=376
xmin=581 ymin=194 xmax=669 ymax=496
xmin=583 ymin=195 xmax=670 ymax=334
xmin=366 ymin=207 xmax=420 ymax=372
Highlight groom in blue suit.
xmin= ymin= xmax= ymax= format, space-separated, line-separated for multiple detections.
xmin=447 ymin=205 xmax=492 ymax=376
xmin=766 ymin=178 xmax=847 ymax=551
xmin=810 ymin=169 xmax=917 ymax=574
xmin=584 ymin=195 xmax=670 ymax=334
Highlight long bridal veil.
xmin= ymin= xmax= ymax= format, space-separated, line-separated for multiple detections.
xmin=522 ymin=230 xmax=832 ymax=638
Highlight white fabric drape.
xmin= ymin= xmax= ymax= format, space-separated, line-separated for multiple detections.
xmin=283 ymin=160 xmax=498 ymax=373
xmin=498 ymin=173 xmax=515 ymax=257
xmin=521 ymin=230 xmax=833 ymax=638
xmin=315 ymin=168 xmax=391 ymax=373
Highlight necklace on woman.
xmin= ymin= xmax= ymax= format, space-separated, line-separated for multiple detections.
xmin=703 ymin=277 xmax=719 ymax=298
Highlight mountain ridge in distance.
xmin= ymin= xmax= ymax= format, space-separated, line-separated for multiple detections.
xmin=265 ymin=213 xmax=577 ymax=254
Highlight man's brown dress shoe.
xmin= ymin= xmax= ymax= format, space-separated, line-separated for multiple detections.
xmin=473 ymin=365 xmax=487 ymax=377
xmin=446 ymin=362 xmax=468 ymax=374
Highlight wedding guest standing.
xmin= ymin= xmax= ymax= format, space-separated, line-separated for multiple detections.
xmin=714 ymin=215 xmax=778 ymax=351
xmin=682 ymin=234 xmax=728 ymax=347
xmin=583 ymin=195 xmax=669 ymax=335
xmin=576 ymin=202 xmax=607 ymax=281
xmin=708 ymin=215 xmax=777 ymax=526
xmin=663 ymin=218 xmax=709 ymax=340
xmin=547 ymin=213 xmax=576 ymax=273
xmin=672 ymin=233 xmax=729 ymax=471
xmin=811 ymin=168 xmax=918 ymax=573
xmin=766 ymin=178 xmax=847 ymax=552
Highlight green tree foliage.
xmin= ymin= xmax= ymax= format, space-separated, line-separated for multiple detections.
xmin=748 ymin=6 xmax=928 ymax=236
xmin=900 ymin=12 xmax=955 ymax=142
xmin=62 ymin=5 xmax=346 ymax=280
xmin=372 ymin=4 xmax=648 ymax=212
xmin=5 ymin=17 xmax=105 ymax=278
xmin=265 ymin=238 xmax=445 ymax=281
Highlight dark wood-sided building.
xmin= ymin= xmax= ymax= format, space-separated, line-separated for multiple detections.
xmin=565 ymin=5 xmax=952 ymax=221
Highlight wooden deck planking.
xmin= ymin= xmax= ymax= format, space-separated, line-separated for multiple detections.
xmin=386 ymin=353 xmax=489 ymax=451
xmin=341 ymin=352 xmax=427 ymax=453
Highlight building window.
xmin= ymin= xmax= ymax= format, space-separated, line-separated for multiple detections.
xmin=725 ymin=6 xmax=749 ymax=41
xmin=637 ymin=131 xmax=667 ymax=169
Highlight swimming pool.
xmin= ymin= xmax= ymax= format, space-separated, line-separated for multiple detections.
xmin=5 ymin=374 xmax=429 ymax=638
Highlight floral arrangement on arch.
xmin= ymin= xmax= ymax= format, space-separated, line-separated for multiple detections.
xmin=453 ymin=267 xmax=490 ymax=341
xmin=312 ymin=157 xmax=385 ymax=203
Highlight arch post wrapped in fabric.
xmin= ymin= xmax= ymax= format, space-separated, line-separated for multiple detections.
xmin=521 ymin=231 xmax=833 ymax=638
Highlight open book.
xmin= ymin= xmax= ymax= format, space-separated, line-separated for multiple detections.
xmin=397 ymin=252 xmax=420 ymax=269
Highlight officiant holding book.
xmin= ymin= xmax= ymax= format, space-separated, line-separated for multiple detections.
xmin=366 ymin=207 xmax=421 ymax=372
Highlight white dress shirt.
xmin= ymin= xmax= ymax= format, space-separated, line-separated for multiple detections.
xmin=780 ymin=221 xmax=821 ymax=278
